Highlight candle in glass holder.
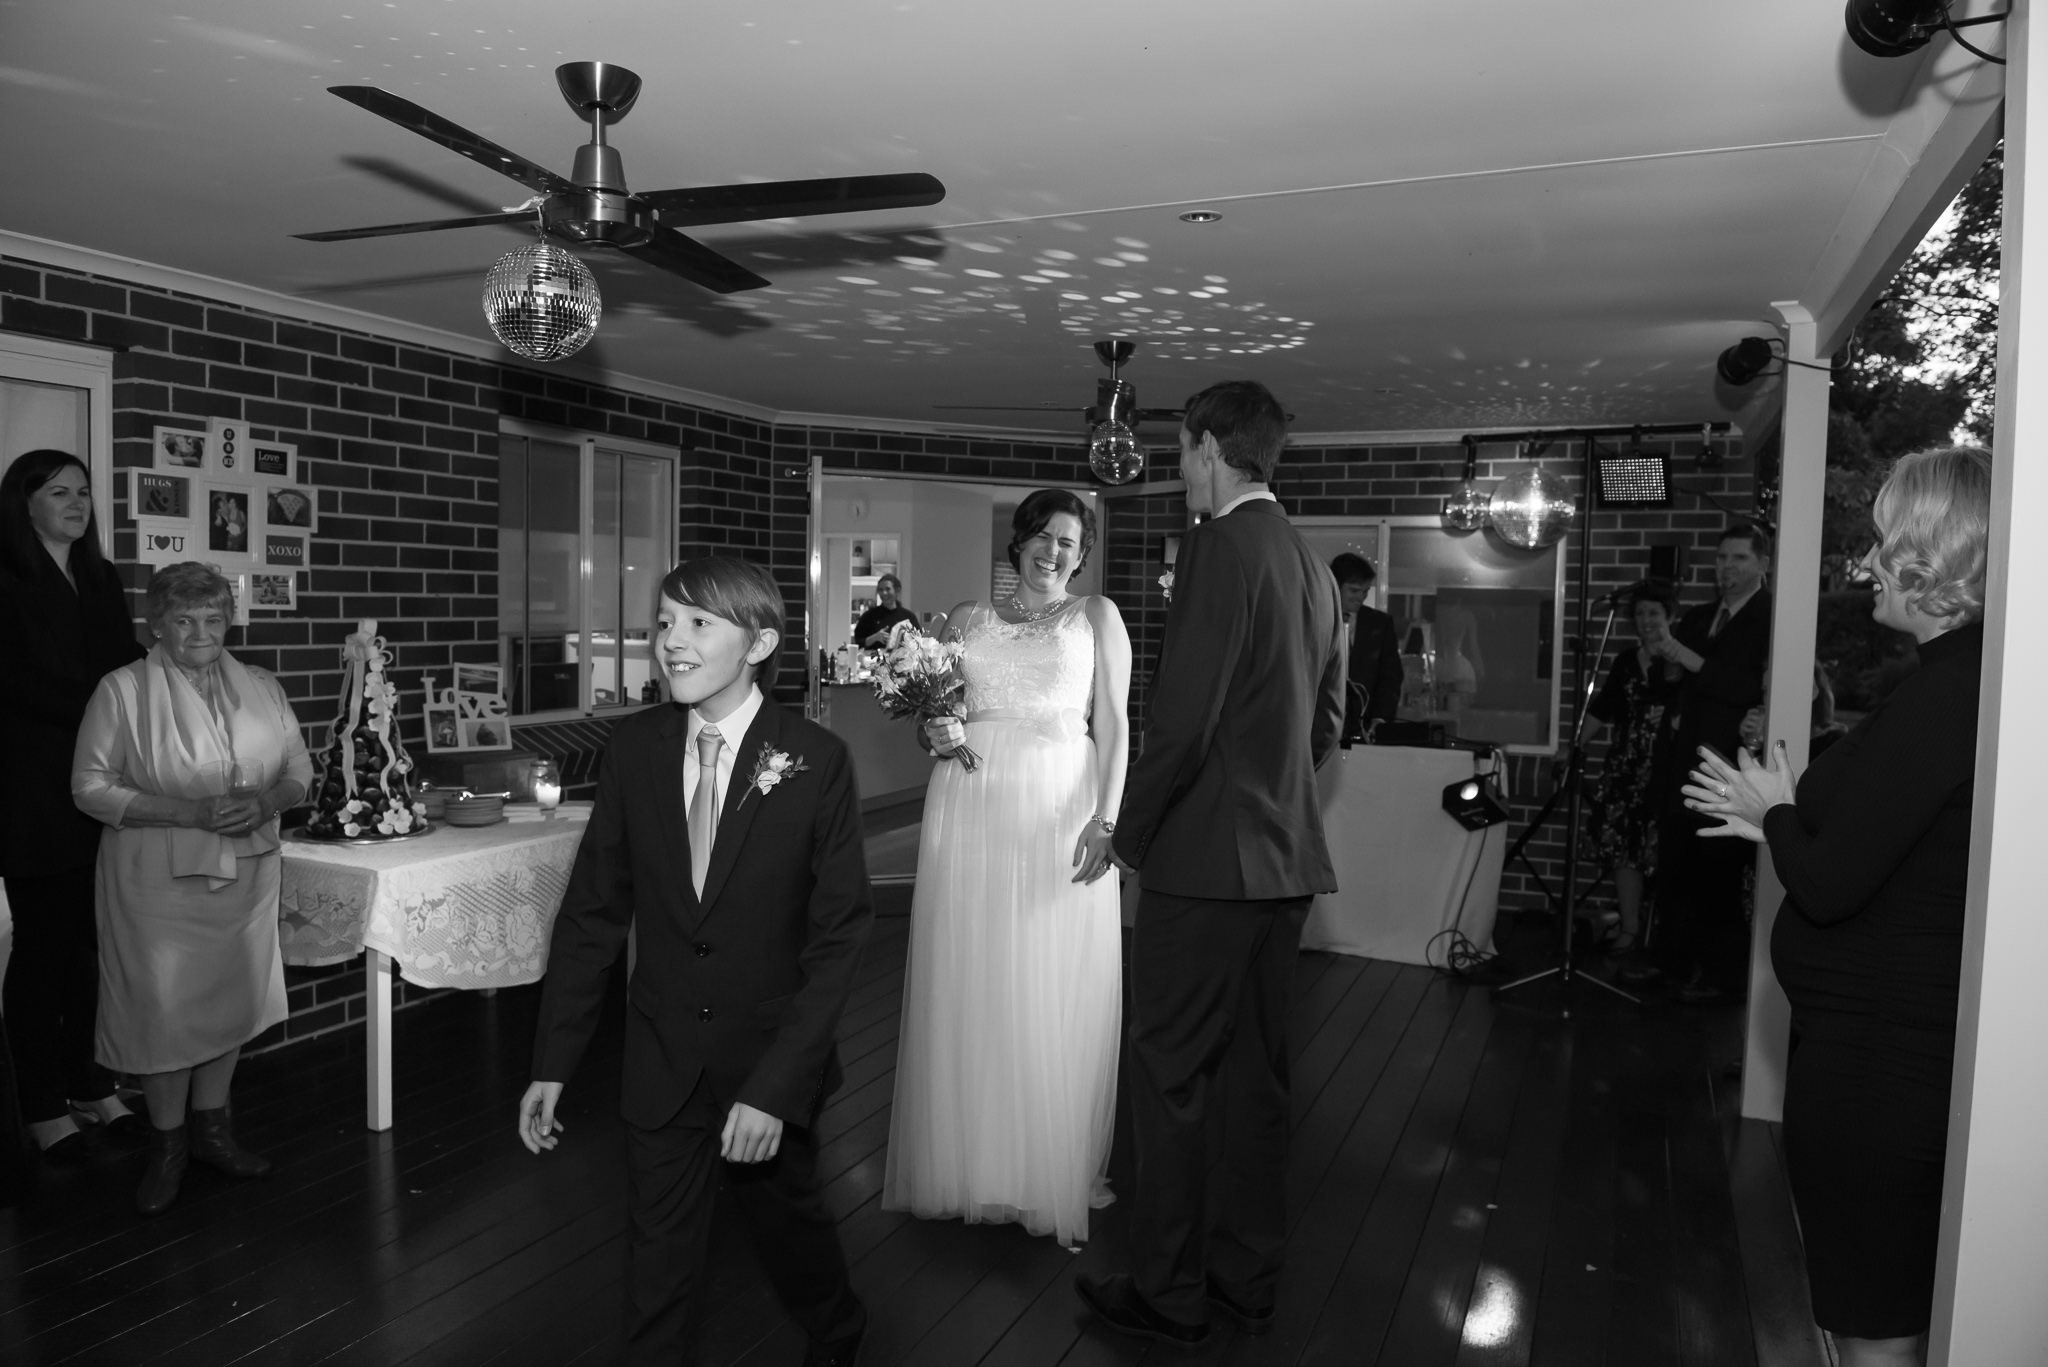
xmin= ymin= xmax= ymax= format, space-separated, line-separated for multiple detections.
xmin=531 ymin=759 xmax=562 ymax=817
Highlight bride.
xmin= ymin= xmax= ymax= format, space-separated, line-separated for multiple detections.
xmin=882 ymin=488 xmax=1131 ymax=1247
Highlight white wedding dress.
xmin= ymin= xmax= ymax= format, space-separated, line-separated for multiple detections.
xmin=882 ymin=599 xmax=1122 ymax=1246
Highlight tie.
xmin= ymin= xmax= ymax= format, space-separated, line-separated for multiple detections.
xmin=1710 ymin=605 xmax=1730 ymax=638
xmin=690 ymin=725 xmax=723 ymax=897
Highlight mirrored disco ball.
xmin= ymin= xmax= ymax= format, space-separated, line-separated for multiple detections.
xmin=1088 ymin=421 xmax=1145 ymax=484
xmin=1441 ymin=479 xmax=1491 ymax=532
xmin=1487 ymin=466 xmax=1576 ymax=549
xmin=482 ymin=242 xmax=601 ymax=362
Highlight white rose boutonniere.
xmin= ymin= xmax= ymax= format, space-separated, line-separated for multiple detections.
xmin=1158 ymin=570 xmax=1175 ymax=603
xmin=746 ymin=742 xmax=810 ymax=799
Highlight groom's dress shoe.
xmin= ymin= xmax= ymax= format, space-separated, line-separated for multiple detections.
xmin=803 ymin=1301 xmax=867 ymax=1367
xmin=1075 ymin=1273 xmax=1211 ymax=1349
xmin=1206 ymin=1279 xmax=1275 ymax=1336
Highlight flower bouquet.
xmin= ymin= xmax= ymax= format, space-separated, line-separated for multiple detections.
xmin=870 ymin=620 xmax=980 ymax=771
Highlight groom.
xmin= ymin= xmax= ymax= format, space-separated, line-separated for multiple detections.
xmin=1082 ymin=380 xmax=1346 ymax=1348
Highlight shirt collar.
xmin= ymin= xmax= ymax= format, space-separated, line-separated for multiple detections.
xmin=689 ymin=684 xmax=763 ymax=753
xmin=1215 ymin=488 xmax=1278 ymax=519
xmin=1719 ymin=583 xmax=1762 ymax=618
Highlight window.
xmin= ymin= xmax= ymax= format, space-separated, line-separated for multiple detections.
xmin=499 ymin=422 xmax=676 ymax=718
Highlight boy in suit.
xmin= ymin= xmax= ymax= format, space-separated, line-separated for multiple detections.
xmin=1330 ymin=551 xmax=1404 ymax=742
xmin=519 ymin=556 xmax=873 ymax=1367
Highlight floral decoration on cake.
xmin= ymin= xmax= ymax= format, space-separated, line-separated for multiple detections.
xmin=304 ymin=619 xmax=431 ymax=839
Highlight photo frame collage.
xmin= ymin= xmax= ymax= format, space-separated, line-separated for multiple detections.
xmin=139 ymin=418 xmax=314 ymax=618
xmin=422 ymin=664 xmax=514 ymax=753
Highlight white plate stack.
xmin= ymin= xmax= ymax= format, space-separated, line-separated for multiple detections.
xmin=441 ymin=794 xmax=505 ymax=828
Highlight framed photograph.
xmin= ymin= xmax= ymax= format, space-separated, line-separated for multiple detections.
xmin=463 ymin=718 xmax=510 ymax=749
xmin=264 ymin=485 xmax=317 ymax=536
xmin=135 ymin=522 xmax=200 ymax=565
xmin=152 ymin=426 xmax=207 ymax=470
xmin=261 ymin=531 xmax=307 ymax=569
xmin=423 ymin=672 xmax=514 ymax=753
xmin=206 ymin=417 xmax=250 ymax=476
xmin=131 ymin=469 xmax=193 ymax=520
xmin=205 ymin=486 xmax=253 ymax=557
xmin=248 ymin=440 xmax=295 ymax=484
xmin=249 ymin=571 xmax=297 ymax=611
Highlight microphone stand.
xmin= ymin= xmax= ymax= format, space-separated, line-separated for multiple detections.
xmin=1496 ymin=446 xmax=1639 ymax=1014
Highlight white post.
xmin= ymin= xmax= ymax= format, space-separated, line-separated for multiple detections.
xmin=1933 ymin=3 xmax=2048 ymax=1358
xmin=365 ymin=949 xmax=394 ymax=1132
xmin=1739 ymin=303 xmax=1826 ymax=1122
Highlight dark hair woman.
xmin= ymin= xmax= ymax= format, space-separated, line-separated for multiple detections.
xmin=0 ymin=450 xmax=147 ymax=1165
xmin=1684 ymin=446 xmax=1990 ymax=1367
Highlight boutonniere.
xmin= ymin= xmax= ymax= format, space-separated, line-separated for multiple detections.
xmin=1158 ymin=570 xmax=1174 ymax=603
xmin=745 ymin=742 xmax=809 ymax=798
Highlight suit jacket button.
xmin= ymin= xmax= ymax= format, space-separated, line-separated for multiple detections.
xmin=698 ymin=1007 xmax=713 ymax=1022
xmin=693 ymin=942 xmax=711 ymax=957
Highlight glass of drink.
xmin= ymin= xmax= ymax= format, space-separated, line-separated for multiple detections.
xmin=229 ymin=760 xmax=261 ymax=802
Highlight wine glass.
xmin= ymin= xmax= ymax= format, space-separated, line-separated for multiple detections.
xmin=531 ymin=759 xmax=562 ymax=819
xmin=228 ymin=760 xmax=260 ymax=802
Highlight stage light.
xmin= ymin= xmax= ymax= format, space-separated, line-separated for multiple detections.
xmin=1716 ymin=336 xmax=1779 ymax=386
xmin=1442 ymin=765 xmax=1510 ymax=831
xmin=1845 ymin=0 xmax=1945 ymax=56
xmin=1596 ymin=431 xmax=1672 ymax=507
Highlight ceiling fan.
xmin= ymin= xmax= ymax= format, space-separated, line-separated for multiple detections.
xmin=937 ymin=339 xmax=1186 ymax=429
xmin=295 ymin=62 xmax=946 ymax=295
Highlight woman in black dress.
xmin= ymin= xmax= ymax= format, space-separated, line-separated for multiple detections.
xmin=854 ymin=573 xmax=919 ymax=647
xmin=1583 ymin=580 xmax=1682 ymax=959
xmin=1683 ymin=445 xmax=1988 ymax=1367
xmin=0 ymin=450 xmax=147 ymax=1163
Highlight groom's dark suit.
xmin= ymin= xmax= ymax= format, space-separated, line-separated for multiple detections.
xmin=533 ymin=698 xmax=873 ymax=1365
xmin=1113 ymin=496 xmax=1346 ymax=1325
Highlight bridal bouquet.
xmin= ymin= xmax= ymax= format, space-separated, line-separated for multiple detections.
xmin=870 ymin=620 xmax=981 ymax=771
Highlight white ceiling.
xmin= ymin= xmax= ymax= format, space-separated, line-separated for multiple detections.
xmin=0 ymin=0 xmax=2005 ymax=439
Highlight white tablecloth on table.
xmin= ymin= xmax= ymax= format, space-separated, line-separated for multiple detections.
xmin=279 ymin=803 xmax=590 ymax=987
xmin=1304 ymin=747 xmax=1508 ymax=967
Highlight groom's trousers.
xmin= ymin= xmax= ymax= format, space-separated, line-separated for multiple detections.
xmin=1127 ymin=889 xmax=1311 ymax=1326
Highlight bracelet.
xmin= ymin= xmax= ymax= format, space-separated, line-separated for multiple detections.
xmin=1089 ymin=814 xmax=1115 ymax=834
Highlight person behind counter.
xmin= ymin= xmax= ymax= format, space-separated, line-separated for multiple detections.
xmin=1684 ymin=446 xmax=1989 ymax=1367
xmin=854 ymin=573 xmax=919 ymax=647
xmin=72 ymin=562 xmax=312 ymax=1215
xmin=0 ymin=449 xmax=148 ymax=1165
xmin=1330 ymin=553 xmax=1403 ymax=743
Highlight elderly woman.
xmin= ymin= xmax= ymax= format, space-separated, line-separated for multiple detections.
xmin=0 ymin=450 xmax=147 ymax=1163
xmin=1684 ymin=447 xmax=1989 ymax=1367
xmin=72 ymin=562 xmax=312 ymax=1216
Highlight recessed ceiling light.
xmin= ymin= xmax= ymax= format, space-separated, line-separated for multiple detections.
xmin=1178 ymin=210 xmax=1222 ymax=224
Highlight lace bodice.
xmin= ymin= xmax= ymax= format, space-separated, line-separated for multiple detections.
xmin=960 ymin=601 xmax=1095 ymax=721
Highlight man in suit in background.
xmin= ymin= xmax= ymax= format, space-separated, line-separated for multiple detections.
xmin=1653 ymin=523 xmax=1772 ymax=1002
xmin=1079 ymin=381 xmax=1347 ymax=1349
xmin=519 ymin=557 xmax=873 ymax=1367
xmin=1330 ymin=552 xmax=1404 ymax=743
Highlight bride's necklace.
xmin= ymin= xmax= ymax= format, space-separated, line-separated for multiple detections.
xmin=1007 ymin=593 xmax=1068 ymax=622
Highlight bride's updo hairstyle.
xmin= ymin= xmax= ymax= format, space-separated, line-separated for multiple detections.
xmin=660 ymin=555 xmax=786 ymax=692
xmin=1007 ymin=488 xmax=1097 ymax=574
xmin=1870 ymin=445 xmax=1993 ymax=626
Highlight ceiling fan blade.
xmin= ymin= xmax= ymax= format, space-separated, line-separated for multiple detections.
xmin=619 ymin=222 xmax=770 ymax=294
xmin=294 ymin=211 xmax=534 ymax=243
xmin=328 ymin=86 xmax=575 ymax=197
xmin=932 ymin=404 xmax=1085 ymax=413
xmin=638 ymin=173 xmax=946 ymax=227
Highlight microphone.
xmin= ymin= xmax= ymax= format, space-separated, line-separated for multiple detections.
xmin=1593 ymin=578 xmax=1651 ymax=608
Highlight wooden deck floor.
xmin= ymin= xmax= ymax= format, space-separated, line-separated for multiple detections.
xmin=0 ymin=897 xmax=1826 ymax=1366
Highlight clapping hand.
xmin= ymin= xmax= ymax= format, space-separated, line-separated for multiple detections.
xmin=1681 ymin=741 xmax=1797 ymax=843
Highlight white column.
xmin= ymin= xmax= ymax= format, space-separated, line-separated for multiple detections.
xmin=1739 ymin=303 xmax=1827 ymax=1122
xmin=1934 ymin=5 xmax=2048 ymax=1360
xmin=365 ymin=949 xmax=394 ymax=1132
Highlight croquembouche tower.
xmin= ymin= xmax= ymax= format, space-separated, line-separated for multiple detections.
xmin=303 ymin=620 xmax=430 ymax=839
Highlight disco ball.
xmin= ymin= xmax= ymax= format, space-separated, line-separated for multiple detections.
xmin=1487 ymin=466 xmax=1576 ymax=549
xmin=482 ymin=242 xmax=601 ymax=362
xmin=1441 ymin=478 xmax=1491 ymax=533
xmin=1087 ymin=420 xmax=1145 ymax=484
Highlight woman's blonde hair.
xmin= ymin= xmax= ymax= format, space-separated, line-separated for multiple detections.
xmin=1872 ymin=445 xmax=1993 ymax=624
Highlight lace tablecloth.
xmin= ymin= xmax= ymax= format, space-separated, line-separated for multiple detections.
xmin=279 ymin=805 xmax=590 ymax=987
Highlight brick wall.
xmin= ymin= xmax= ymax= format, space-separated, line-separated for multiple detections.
xmin=5 ymin=252 xmax=1757 ymax=1056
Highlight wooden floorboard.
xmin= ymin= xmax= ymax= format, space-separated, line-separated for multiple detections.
xmin=0 ymin=905 xmax=1821 ymax=1366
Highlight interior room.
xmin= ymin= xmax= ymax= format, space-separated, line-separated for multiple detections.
xmin=1 ymin=2 xmax=2043 ymax=1363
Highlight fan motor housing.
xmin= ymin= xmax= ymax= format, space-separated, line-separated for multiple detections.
xmin=546 ymin=190 xmax=651 ymax=247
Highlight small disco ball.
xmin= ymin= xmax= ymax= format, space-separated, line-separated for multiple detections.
xmin=1441 ymin=479 xmax=1491 ymax=532
xmin=1487 ymin=466 xmax=1576 ymax=549
xmin=1087 ymin=421 xmax=1145 ymax=484
xmin=482 ymin=242 xmax=601 ymax=362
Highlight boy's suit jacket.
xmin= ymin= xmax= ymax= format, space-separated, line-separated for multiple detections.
xmin=532 ymin=700 xmax=873 ymax=1131
xmin=1113 ymin=499 xmax=1347 ymax=900
xmin=1344 ymin=603 xmax=1405 ymax=734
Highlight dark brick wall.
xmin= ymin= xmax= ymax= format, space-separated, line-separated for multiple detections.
xmin=5 ymin=254 xmax=1757 ymax=1052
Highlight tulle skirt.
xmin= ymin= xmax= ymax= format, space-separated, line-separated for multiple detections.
xmin=883 ymin=715 xmax=1122 ymax=1246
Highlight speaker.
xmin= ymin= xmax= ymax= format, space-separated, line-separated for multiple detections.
xmin=1648 ymin=545 xmax=1679 ymax=582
